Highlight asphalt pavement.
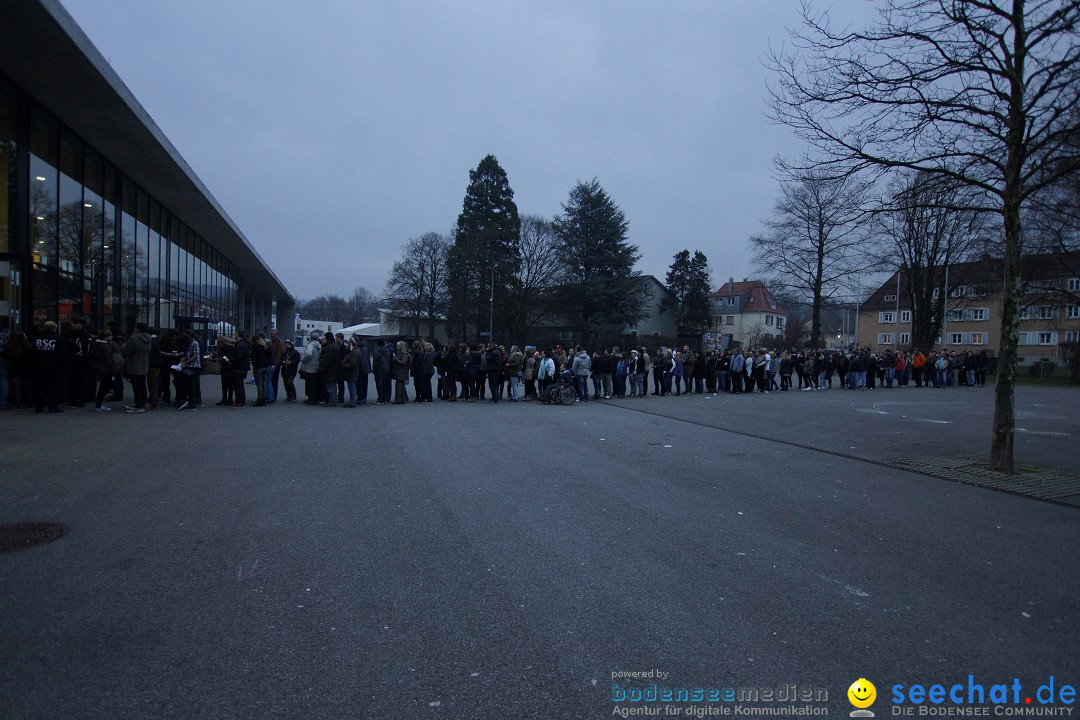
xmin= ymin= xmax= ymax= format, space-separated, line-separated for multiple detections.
xmin=1 ymin=381 xmax=1077 ymax=719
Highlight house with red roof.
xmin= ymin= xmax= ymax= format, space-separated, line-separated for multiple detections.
xmin=708 ymin=279 xmax=787 ymax=349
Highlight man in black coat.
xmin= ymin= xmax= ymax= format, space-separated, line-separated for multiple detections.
xmin=64 ymin=317 xmax=92 ymax=407
xmin=34 ymin=320 xmax=69 ymax=413
xmin=353 ymin=335 xmax=372 ymax=404
xmin=318 ymin=332 xmax=342 ymax=406
xmin=485 ymin=343 xmax=503 ymax=403
xmin=372 ymin=339 xmax=392 ymax=404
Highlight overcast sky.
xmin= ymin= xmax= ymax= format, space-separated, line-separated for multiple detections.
xmin=60 ymin=0 xmax=874 ymax=302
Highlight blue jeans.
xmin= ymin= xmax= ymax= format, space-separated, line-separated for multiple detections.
xmin=576 ymin=375 xmax=589 ymax=400
xmin=324 ymin=381 xmax=338 ymax=403
xmin=265 ymin=368 xmax=276 ymax=402
xmin=253 ymin=367 xmax=268 ymax=402
xmin=717 ymin=370 xmax=728 ymax=392
xmin=345 ymin=379 xmax=357 ymax=405
xmin=508 ymin=374 xmax=520 ymax=400
xmin=591 ymin=376 xmax=603 ymax=398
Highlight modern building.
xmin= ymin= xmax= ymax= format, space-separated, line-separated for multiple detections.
xmin=856 ymin=253 xmax=1080 ymax=366
xmin=0 ymin=0 xmax=293 ymax=340
xmin=708 ymin=279 xmax=787 ymax=349
xmin=294 ymin=316 xmax=344 ymax=345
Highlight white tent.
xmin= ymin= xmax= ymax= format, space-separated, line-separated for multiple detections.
xmin=339 ymin=322 xmax=381 ymax=337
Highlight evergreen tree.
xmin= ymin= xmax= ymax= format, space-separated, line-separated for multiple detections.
xmin=446 ymin=155 xmax=521 ymax=341
xmin=553 ymin=179 xmax=648 ymax=345
xmin=661 ymin=249 xmax=712 ymax=334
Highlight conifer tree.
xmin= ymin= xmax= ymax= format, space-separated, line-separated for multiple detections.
xmin=661 ymin=249 xmax=712 ymax=334
xmin=446 ymin=155 xmax=521 ymax=341
xmin=553 ymin=179 xmax=648 ymax=345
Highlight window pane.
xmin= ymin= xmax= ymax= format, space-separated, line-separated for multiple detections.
xmin=0 ymin=75 xmax=16 ymax=254
xmin=58 ymin=131 xmax=82 ymax=324
xmin=120 ymin=198 xmax=136 ymax=334
xmin=30 ymin=107 xmax=59 ymax=321
xmin=102 ymin=191 xmax=116 ymax=324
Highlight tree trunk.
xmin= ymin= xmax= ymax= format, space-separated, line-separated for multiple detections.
xmin=990 ymin=205 xmax=1021 ymax=473
xmin=990 ymin=14 xmax=1026 ymax=474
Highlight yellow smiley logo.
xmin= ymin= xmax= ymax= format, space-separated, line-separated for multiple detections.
xmin=848 ymin=678 xmax=877 ymax=709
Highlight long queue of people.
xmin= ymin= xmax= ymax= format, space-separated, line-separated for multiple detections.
xmin=0 ymin=316 xmax=225 ymax=413
xmin=0 ymin=316 xmax=993 ymax=414
xmin=286 ymin=338 xmax=994 ymax=407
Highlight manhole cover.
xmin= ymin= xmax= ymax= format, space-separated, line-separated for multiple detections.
xmin=0 ymin=523 xmax=66 ymax=554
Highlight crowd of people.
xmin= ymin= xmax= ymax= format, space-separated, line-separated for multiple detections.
xmin=0 ymin=316 xmax=994 ymax=414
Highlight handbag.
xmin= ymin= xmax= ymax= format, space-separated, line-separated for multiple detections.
xmin=203 ymin=359 xmax=222 ymax=375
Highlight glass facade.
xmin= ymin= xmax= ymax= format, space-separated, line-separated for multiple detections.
xmin=0 ymin=71 xmax=246 ymax=342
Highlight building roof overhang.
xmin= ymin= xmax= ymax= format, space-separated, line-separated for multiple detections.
xmin=0 ymin=0 xmax=293 ymax=305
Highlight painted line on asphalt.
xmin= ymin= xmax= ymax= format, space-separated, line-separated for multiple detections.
xmin=581 ymin=399 xmax=1080 ymax=510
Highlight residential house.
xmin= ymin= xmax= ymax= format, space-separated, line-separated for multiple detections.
xmin=708 ymin=279 xmax=787 ymax=349
xmin=856 ymin=253 xmax=1080 ymax=366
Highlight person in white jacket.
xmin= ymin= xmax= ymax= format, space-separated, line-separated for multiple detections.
xmin=299 ymin=331 xmax=322 ymax=404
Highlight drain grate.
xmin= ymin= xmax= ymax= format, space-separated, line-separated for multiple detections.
xmin=0 ymin=523 xmax=66 ymax=554
xmin=891 ymin=455 xmax=1080 ymax=504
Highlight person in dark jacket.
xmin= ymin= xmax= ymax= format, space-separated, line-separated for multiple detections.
xmin=107 ymin=324 xmax=126 ymax=402
xmin=411 ymin=341 xmax=429 ymax=403
xmin=372 ymin=339 xmax=393 ymax=404
xmin=443 ymin=345 xmax=459 ymax=401
xmin=33 ymin=320 xmax=69 ymax=413
xmin=5 ymin=328 xmax=33 ymax=408
xmin=215 ymin=337 xmax=236 ymax=406
xmin=90 ymin=330 xmax=116 ymax=411
xmin=355 ymin=338 xmax=371 ymax=405
xmin=250 ymin=334 xmax=272 ymax=406
xmin=465 ymin=344 xmax=485 ymax=401
xmin=121 ymin=322 xmax=153 ymax=412
xmin=231 ymin=331 xmax=252 ymax=408
xmin=64 ymin=317 xmax=92 ymax=408
xmin=485 ymin=343 xmax=503 ymax=403
xmin=335 ymin=333 xmax=349 ymax=403
xmin=318 ymin=332 xmax=341 ymax=406
xmin=422 ymin=342 xmax=436 ymax=402
xmin=281 ymin=340 xmax=301 ymax=402
xmin=147 ymin=331 xmax=163 ymax=408
xmin=158 ymin=329 xmax=181 ymax=406
xmin=340 ymin=337 xmax=362 ymax=407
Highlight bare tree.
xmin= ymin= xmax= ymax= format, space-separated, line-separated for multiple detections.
xmin=750 ymin=169 xmax=872 ymax=348
xmin=768 ymin=0 xmax=1080 ymax=472
xmin=505 ymin=215 xmax=561 ymax=340
xmin=296 ymin=295 xmax=348 ymax=323
xmin=346 ymin=286 xmax=380 ymax=326
xmin=876 ymin=172 xmax=989 ymax=350
xmin=383 ymin=232 xmax=451 ymax=338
